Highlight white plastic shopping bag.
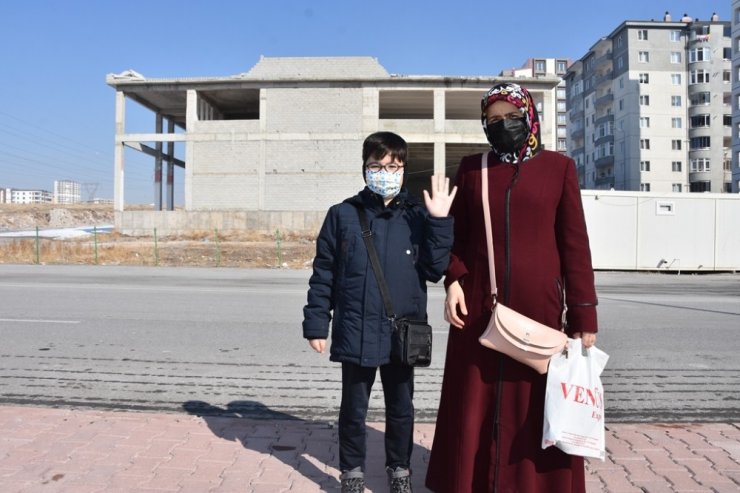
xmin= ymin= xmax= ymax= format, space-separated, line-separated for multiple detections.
xmin=542 ymin=338 xmax=609 ymax=460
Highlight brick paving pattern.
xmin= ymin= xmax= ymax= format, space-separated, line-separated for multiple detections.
xmin=0 ymin=406 xmax=739 ymax=492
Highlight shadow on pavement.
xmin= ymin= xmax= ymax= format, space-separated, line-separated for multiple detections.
xmin=182 ymin=400 xmax=430 ymax=492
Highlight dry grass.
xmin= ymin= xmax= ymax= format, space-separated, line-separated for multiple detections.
xmin=0 ymin=234 xmax=317 ymax=268
xmin=0 ymin=204 xmax=318 ymax=268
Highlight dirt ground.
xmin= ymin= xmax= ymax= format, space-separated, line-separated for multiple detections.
xmin=0 ymin=204 xmax=317 ymax=268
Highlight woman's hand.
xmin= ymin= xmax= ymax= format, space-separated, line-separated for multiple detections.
xmin=423 ymin=174 xmax=457 ymax=218
xmin=572 ymin=332 xmax=596 ymax=348
xmin=444 ymin=280 xmax=467 ymax=329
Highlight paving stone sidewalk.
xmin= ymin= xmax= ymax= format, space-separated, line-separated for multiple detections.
xmin=0 ymin=405 xmax=739 ymax=492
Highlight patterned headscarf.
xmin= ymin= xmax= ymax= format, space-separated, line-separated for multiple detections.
xmin=481 ymin=82 xmax=541 ymax=163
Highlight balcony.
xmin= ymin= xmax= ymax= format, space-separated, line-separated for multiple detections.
xmin=592 ymin=51 xmax=613 ymax=69
xmin=594 ymin=92 xmax=614 ymax=108
xmin=594 ymin=155 xmax=615 ymax=169
xmin=593 ymin=71 xmax=613 ymax=88
xmin=594 ymin=114 xmax=614 ymax=126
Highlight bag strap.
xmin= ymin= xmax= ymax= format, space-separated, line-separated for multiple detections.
xmin=356 ymin=205 xmax=397 ymax=320
xmin=480 ymin=152 xmax=568 ymax=328
xmin=480 ymin=152 xmax=498 ymax=304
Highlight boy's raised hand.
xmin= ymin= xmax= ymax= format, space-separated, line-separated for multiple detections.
xmin=423 ymin=174 xmax=457 ymax=218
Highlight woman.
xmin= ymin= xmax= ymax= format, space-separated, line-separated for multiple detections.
xmin=425 ymin=82 xmax=598 ymax=493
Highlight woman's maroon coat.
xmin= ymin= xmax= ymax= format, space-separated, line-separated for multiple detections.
xmin=425 ymin=150 xmax=598 ymax=493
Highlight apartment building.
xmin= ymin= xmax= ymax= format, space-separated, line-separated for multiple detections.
xmin=4 ymin=189 xmax=53 ymax=204
xmin=566 ymin=11 xmax=732 ymax=193
xmin=106 ymin=57 xmax=562 ymax=233
xmin=54 ymin=180 xmax=81 ymax=204
xmin=732 ymin=1 xmax=740 ymax=192
xmin=500 ymin=57 xmax=571 ymax=153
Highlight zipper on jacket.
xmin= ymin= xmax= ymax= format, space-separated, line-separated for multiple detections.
xmin=493 ymin=164 xmax=520 ymax=493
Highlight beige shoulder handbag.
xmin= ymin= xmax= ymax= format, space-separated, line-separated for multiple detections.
xmin=477 ymin=152 xmax=567 ymax=374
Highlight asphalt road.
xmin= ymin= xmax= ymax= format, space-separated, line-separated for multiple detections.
xmin=0 ymin=265 xmax=738 ymax=422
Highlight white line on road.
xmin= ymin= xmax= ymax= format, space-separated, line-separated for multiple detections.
xmin=0 ymin=318 xmax=80 ymax=324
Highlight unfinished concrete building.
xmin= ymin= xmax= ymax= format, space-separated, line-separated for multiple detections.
xmin=106 ymin=57 xmax=561 ymax=235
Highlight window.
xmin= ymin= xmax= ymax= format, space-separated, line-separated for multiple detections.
xmin=556 ymin=101 xmax=566 ymax=111
xmin=672 ymin=140 xmax=682 ymax=150
xmin=556 ymin=60 xmax=568 ymax=74
xmin=619 ymin=77 xmax=624 ymax=89
xmin=640 ymin=161 xmax=651 ymax=172
xmin=690 ymin=137 xmax=711 ymax=150
xmin=639 ymin=117 xmax=650 ymax=128
xmin=724 ymin=115 xmax=732 ymax=127
xmin=640 ymin=139 xmax=650 ymax=149
xmin=690 ymin=70 xmax=710 ymax=84
xmin=671 ymin=74 xmax=682 ymax=85
xmin=670 ymin=52 xmax=682 ymax=63
xmin=672 ymin=184 xmax=682 ymax=192
xmin=618 ymin=99 xmax=624 ymax=111
xmin=672 ymin=161 xmax=682 ymax=172
xmin=691 ymin=114 xmax=710 ymax=127
xmin=690 ymin=181 xmax=711 ymax=192
xmin=556 ymin=88 xmax=566 ymax=99
xmin=671 ymin=117 xmax=682 ymax=129
xmin=671 ymin=96 xmax=682 ymax=107
xmin=690 ymin=92 xmax=711 ymax=105
xmin=640 ymin=183 xmax=651 ymax=191
xmin=617 ymin=56 xmax=624 ymax=69
xmin=638 ymin=29 xmax=648 ymax=40
xmin=690 ymin=47 xmax=711 ymax=62
xmin=639 ymin=51 xmax=649 ymax=63
xmin=724 ymin=70 xmax=731 ymax=83
xmin=671 ymin=30 xmax=681 ymax=41
xmin=723 ymin=47 xmax=732 ymax=60
xmin=557 ymin=139 xmax=567 ymax=151
xmin=691 ymin=158 xmax=711 ymax=171
xmin=534 ymin=59 xmax=546 ymax=73
xmin=639 ymin=73 xmax=649 ymax=84
xmin=557 ymin=114 xmax=567 ymax=124
xmin=639 ymin=95 xmax=650 ymax=106
xmin=617 ymin=35 xmax=623 ymax=48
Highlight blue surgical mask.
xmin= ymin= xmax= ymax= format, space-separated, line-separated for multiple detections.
xmin=365 ymin=169 xmax=402 ymax=199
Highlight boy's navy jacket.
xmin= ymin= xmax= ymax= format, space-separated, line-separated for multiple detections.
xmin=303 ymin=187 xmax=453 ymax=367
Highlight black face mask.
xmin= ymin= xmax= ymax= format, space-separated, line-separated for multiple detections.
xmin=487 ymin=118 xmax=529 ymax=153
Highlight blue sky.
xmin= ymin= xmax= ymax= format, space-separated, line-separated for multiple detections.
xmin=0 ymin=0 xmax=730 ymax=205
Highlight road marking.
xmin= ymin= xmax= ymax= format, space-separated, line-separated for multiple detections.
xmin=0 ymin=318 xmax=80 ymax=324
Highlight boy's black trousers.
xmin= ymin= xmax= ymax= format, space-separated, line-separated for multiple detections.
xmin=338 ymin=361 xmax=415 ymax=472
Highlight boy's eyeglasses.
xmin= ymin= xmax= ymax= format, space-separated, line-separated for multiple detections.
xmin=366 ymin=163 xmax=404 ymax=173
xmin=487 ymin=112 xmax=525 ymax=125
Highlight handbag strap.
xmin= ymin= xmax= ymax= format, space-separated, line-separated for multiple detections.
xmin=480 ymin=152 xmax=498 ymax=303
xmin=356 ymin=205 xmax=397 ymax=320
xmin=480 ymin=152 xmax=568 ymax=329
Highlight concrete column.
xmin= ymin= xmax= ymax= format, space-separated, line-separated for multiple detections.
xmin=185 ymin=90 xmax=198 ymax=210
xmin=363 ymin=87 xmax=380 ymax=133
xmin=154 ymin=114 xmax=163 ymax=211
xmin=114 ymin=91 xmax=126 ymax=211
xmin=434 ymin=89 xmax=446 ymax=175
xmin=258 ymin=89 xmax=267 ymax=210
xmin=166 ymin=119 xmax=175 ymax=211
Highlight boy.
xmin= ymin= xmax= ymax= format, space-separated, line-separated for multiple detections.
xmin=302 ymin=131 xmax=455 ymax=493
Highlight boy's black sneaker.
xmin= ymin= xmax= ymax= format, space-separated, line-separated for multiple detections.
xmin=340 ymin=467 xmax=365 ymax=493
xmin=386 ymin=466 xmax=412 ymax=493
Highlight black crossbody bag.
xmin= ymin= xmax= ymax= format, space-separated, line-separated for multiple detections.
xmin=356 ymin=206 xmax=433 ymax=367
